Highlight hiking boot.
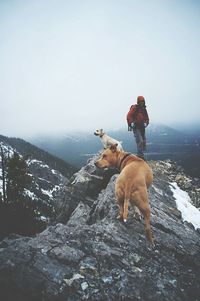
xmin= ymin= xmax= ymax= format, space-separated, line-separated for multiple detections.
xmin=137 ymin=153 xmax=144 ymax=160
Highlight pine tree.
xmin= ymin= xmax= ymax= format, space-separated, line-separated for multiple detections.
xmin=0 ymin=151 xmax=46 ymax=238
xmin=0 ymin=145 xmax=7 ymax=202
xmin=6 ymin=152 xmax=31 ymax=202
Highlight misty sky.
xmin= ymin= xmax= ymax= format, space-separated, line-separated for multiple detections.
xmin=0 ymin=0 xmax=200 ymax=137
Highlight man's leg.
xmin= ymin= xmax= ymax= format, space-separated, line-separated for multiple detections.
xmin=133 ymin=128 xmax=144 ymax=158
xmin=141 ymin=127 xmax=146 ymax=151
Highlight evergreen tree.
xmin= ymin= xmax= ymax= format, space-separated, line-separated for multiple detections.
xmin=0 ymin=145 xmax=7 ymax=202
xmin=0 ymin=151 xmax=46 ymax=239
xmin=6 ymin=152 xmax=31 ymax=202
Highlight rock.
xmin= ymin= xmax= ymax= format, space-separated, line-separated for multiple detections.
xmin=81 ymin=281 xmax=89 ymax=291
xmin=67 ymin=202 xmax=90 ymax=226
xmin=53 ymin=154 xmax=118 ymax=224
xmin=0 ymin=158 xmax=200 ymax=301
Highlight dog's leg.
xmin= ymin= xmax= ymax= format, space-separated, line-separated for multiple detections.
xmin=134 ymin=206 xmax=142 ymax=220
xmin=133 ymin=189 xmax=154 ymax=246
xmin=117 ymin=204 xmax=124 ymax=221
xmin=140 ymin=204 xmax=154 ymax=247
xmin=115 ymin=193 xmax=124 ymax=221
xmin=123 ymin=198 xmax=129 ymax=222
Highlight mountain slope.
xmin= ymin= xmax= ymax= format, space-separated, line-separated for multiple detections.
xmin=0 ymin=135 xmax=76 ymax=178
xmin=28 ymin=124 xmax=200 ymax=176
xmin=0 ymin=134 xmax=77 ymax=224
xmin=0 ymin=155 xmax=199 ymax=301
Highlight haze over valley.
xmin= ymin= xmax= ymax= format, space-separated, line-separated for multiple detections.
xmin=27 ymin=123 xmax=200 ymax=177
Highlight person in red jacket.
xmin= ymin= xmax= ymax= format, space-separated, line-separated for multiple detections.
xmin=127 ymin=96 xmax=149 ymax=159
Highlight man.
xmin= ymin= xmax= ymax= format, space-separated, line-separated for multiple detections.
xmin=127 ymin=96 xmax=149 ymax=159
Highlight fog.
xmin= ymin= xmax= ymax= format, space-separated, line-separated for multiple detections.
xmin=0 ymin=0 xmax=200 ymax=137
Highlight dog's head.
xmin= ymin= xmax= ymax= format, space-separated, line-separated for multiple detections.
xmin=95 ymin=143 xmax=119 ymax=169
xmin=94 ymin=128 xmax=104 ymax=137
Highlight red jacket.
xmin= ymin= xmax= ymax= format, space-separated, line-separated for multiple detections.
xmin=127 ymin=104 xmax=149 ymax=126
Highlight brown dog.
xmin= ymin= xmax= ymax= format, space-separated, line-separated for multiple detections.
xmin=95 ymin=143 xmax=154 ymax=246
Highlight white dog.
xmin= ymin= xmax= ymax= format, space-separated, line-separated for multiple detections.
xmin=94 ymin=129 xmax=123 ymax=151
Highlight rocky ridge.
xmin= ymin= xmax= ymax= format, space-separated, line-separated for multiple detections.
xmin=0 ymin=155 xmax=200 ymax=301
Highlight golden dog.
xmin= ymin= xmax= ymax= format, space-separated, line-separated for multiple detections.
xmin=95 ymin=143 xmax=154 ymax=246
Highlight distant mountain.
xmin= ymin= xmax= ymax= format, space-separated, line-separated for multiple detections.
xmin=28 ymin=124 xmax=200 ymax=177
xmin=0 ymin=134 xmax=78 ymax=221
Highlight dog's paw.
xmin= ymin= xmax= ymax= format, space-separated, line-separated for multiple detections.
xmin=117 ymin=215 xmax=123 ymax=221
xmin=147 ymin=242 xmax=156 ymax=251
xmin=134 ymin=213 xmax=142 ymax=221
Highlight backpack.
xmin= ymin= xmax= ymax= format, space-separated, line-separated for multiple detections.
xmin=127 ymin=104 xmax=149 ymax=130
xmin=126 ymin=104 xmax=137 ymax=126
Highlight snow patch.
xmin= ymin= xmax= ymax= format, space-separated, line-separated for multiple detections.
xmin=41 ymin=189 xmax=53 ymax=198
xmin=24 ymin=189 xmax=38 ymax=200
xmin=170 ymin=182 xmax=200 ymax=230
xmin=27 ymin=159 xmax=49 ymax=169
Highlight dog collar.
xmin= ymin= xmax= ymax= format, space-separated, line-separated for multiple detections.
xmin=119 ymin=153 xmax=131 ymax=170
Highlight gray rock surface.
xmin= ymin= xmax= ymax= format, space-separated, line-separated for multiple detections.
xmin=0 ymin=156 xmax=200 ymax=301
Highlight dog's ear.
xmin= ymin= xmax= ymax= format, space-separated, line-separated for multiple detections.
xmin=110 ymin=143 xmax=118 ymax=152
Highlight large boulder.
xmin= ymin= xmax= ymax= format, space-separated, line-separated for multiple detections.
xmin=0 ymin=156 xmax=199 ymax=301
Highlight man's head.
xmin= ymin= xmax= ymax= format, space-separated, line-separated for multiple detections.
xmin=137 ymin=96 xmax=145 ymax=106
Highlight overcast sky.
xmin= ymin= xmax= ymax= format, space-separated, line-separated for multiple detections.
xmin=0 ymin=0 xmax=200 ymax=137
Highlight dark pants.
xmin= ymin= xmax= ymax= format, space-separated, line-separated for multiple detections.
xmin=133 ymin=126 xmax=146 ymax=158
